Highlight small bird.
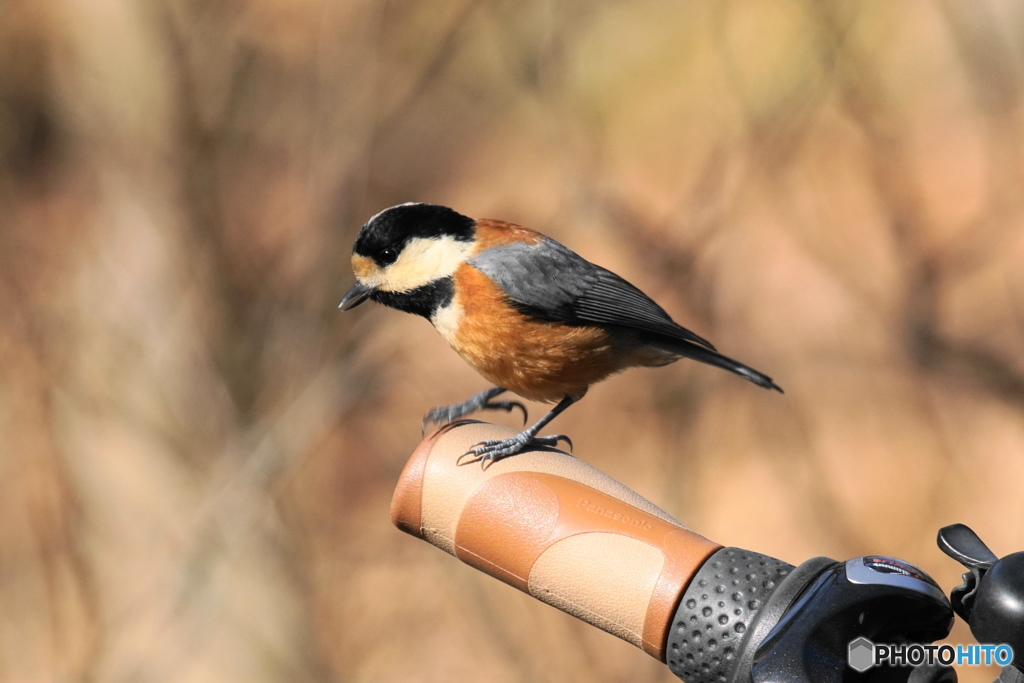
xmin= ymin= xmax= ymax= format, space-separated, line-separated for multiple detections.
xmin=340 ymin=202 xmax=782 ymax=465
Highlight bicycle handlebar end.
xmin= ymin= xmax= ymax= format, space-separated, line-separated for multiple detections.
xmin=390 ymin=421 xmax=723 ymax=660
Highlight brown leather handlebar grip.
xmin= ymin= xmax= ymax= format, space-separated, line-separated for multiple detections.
xmin=390 ymin=421 xmax=722 ymax=661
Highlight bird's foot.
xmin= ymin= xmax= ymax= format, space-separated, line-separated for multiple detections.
xmin=457 ymin=432 xmax=573 ymax=469
xmin=422 ymin=393 xmax=527 ymax=434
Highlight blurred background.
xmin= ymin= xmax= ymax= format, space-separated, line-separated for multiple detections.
xmin=2 ymin=0 xmax=1024 ymax=681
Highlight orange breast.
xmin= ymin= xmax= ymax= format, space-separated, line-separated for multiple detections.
xmin=447 ymin=264 xmax=637 ymax=403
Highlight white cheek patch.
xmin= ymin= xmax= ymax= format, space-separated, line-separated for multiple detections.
xmin=430 ymin=298 xmax=463 ymax=345
xmin=379 ymin=236 xmax=472 ymax=293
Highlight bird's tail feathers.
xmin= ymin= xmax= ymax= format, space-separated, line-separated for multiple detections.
xmin=651 ymin=336 xmax=783 ymax=393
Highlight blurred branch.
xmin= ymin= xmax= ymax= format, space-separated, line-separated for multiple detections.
xmin=809 ymin=1 xmax=1024 ymax=408
xmin=0 ymin=8 xmax=102 ymax=678
xmin=371 ymin=0 xmax=482 ymax=144
xmin=935 ymin=0 xmax=1024 ymax=276
xmin=156 ymin=1 xmax=267 ymax=419
xmin=711 ymin=0 xmax=837 ymax=169
xmin=585 ymin=149 xmax=728 ymax=326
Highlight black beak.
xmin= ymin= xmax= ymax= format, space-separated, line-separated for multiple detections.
xmin=339 ymin=282 xmax=374 ymax=311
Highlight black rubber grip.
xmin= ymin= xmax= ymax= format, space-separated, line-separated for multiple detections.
xmin=665 ymin=547 xmax=796 ymax=682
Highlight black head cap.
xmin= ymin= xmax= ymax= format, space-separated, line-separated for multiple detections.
xmin=354 ymin=203 xmax=476 ymax=266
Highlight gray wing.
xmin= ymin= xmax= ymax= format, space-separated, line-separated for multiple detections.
xmin=468 ymin=238 xmax=716 ymax=351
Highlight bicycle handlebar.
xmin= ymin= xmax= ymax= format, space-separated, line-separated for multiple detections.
xmin=391 ymin=421 xmax=995 ymax=682
xmin=391 ymin=420 xmax=721 ymax=660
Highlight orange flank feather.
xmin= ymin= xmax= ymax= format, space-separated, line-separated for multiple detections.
xmin=445 ymin=263 xmax=677 ymax=403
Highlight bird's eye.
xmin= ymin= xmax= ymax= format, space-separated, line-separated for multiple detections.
xmin=379 ymin=248 xmax=398 ymax=266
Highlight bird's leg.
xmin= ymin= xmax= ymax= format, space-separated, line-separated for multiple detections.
xmin=422 ymin=386 xmax=528 ymax=434
xmin=459 ymin=394 xmax=580 ymax=468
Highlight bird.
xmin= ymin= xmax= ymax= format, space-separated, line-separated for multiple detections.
xmin=340 ymin=202 xmax=782 ymax=466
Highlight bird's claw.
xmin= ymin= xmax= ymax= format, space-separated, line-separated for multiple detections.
xmin=422 ymin=399 xmax=528 ymax=434
xmin=457 ymin=433 xmax=572 ymax=469
xmin=486 ymin=400 xmax=529 ymax=426
xmin=421 ymin=406 xmax=456 ymax=434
